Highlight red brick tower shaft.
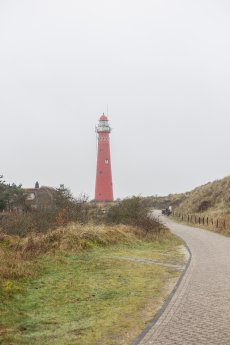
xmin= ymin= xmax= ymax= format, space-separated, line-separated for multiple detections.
xmin=95 ymin=114 xmax=114 ymax=201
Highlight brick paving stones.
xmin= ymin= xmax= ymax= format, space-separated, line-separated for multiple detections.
xmin=137 ymin=214 xmax=230 ymax=345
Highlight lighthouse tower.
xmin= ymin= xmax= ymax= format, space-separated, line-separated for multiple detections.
xmin=95 ymin=114 xmax=114 ymax=201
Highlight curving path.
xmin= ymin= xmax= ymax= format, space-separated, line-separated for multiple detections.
xmin=136 ymin=212 xmax=230 ymax=345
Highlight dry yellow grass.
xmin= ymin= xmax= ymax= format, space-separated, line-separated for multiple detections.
xmin=173 ymin=175 xmax=230 ymax=215
xmin=148 ymin=175 xmax=230 ymax=220
xmin=0 ymin=222 xmax=168 ymax=282
xmin=7 ymin=222 xmax=164 ymax=250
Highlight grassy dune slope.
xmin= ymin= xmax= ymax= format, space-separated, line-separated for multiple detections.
xmin=174 ymin=176 xmax=230 ymax=216
xmin=147 ymin=175 xmax=230 ymax=217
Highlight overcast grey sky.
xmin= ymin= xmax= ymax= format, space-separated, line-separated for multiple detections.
xmin=1 ymin=0 xmax=230 ymax=199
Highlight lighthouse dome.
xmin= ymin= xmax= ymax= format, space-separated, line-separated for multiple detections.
xmin=99 ymin=114 xmax=108 ymax=121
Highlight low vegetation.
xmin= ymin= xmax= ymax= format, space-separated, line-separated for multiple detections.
xmin=141 ymin=193 xmax=187 ymax=210
xmin=0 ymin=176 xmax=185 ymax=344
xmin=0 ymin=175 xmax=25 ymax=212
xmin=0 ymin=223 xmax=182 ymax=345
xmin=144 ymin=175 xmax=230 ymax=218
xmin=143 ymin=175 xmax=230 ymax=236
xmin=172 ymin=176 xmax=230 ymax=216
xmin=0 ymin=197 xmax=170 ymax=287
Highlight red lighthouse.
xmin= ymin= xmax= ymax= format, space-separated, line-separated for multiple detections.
xmin=95 ymin=114 xmax=114 ymax=201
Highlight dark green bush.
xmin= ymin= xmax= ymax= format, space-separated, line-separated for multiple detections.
xmin=105 ymin=197 xmax=162 ymax=234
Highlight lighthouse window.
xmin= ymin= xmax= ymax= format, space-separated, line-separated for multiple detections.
xmin=100 ymin=171 xmax=103 ymax=174
xmin=105 ymin=159 xmax=109 ymax=164
xmin=99 ymin=121 xmax=108 ymax=127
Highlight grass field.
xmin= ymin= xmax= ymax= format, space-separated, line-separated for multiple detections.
xmin=0 ymin=231 xmax=184 ymax=345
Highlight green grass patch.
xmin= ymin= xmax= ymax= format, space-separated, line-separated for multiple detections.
xmin=0 ymin=240 xmax=183 ymax=345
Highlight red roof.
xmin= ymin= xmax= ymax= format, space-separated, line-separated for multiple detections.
xmin=99 ymin=114 xmax=108 ymax=121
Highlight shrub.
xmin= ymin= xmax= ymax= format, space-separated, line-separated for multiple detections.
xmin=0 ymin=195 xmax=91 ymax=236
xmin=1 ymin=213 xmax=36 ymax=236
xmin=105 ymin=197 xmax=164 ymax=235
xmin=0 ymin=194 xmax=164 ymax=238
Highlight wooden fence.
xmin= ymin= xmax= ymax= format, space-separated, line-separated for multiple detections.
xmin=171 ymin=212 xmax=229 ymax=232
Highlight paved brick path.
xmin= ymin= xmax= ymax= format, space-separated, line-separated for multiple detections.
xmin=137 ymin=214 xmax=230 ymax=345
